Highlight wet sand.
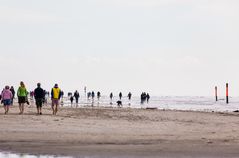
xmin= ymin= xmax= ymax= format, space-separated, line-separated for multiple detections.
xmin=0 ymin=104 xmax=239 ymax=157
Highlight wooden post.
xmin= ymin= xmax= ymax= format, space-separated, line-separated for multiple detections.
xmin=226 ymin=83 xmax=229 ymax=104
xmin=215 ymin=86 xmax=218 ymax=102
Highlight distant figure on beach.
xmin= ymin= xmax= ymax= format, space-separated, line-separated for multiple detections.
xmin=43 ymin=90 xmax=47 ymax=105
xmin=17 ymin=81 xmax=28 ymax=114
xmin=60 ymin=90 xmax=64 ymax=106
xmin=1 ymin=86 xmax=13 ymax=114
xmin=91 ymin=91 xmax=95 ymax=100
xmin=91 ymin=91 xmax=95 ymax=106
xmin=127 ymin=92 xmax=132 ymax=101
xmin=74 ymin=90 xmax=80 ymax=104
xmin=70 ymin=95 xmax=74 ymax=106
xmin=110 ymin=92 xmax=113 ymax=105
xmin=10 ymin=86 xmax=15 ymax=105
xmin=146 ymin=93 xmax=150 ymax=103
xmin=97 ymin=91 xmax=101 ymax=100
xmin=110 ymin=93 xmax=113 ymax=100
xmin=30 ymin=91 xmax=34 ymax=100
xmin=141 ymin=92 xmax=147 ymax=104
xmin=60 ymin=91 xmax=64 ymax=99
xmin=68 ymin=92 xmax=72 ymax=97
xmin=127 ymin=92 xmax=132 ymax=106
xmin=119 ymin=92 xmax=122 ymax=100
xmin=34 ymin=83 xmax=44 ymax=115
xmin=51 ymin=84 xmax=61 ymax=115
xmin=87 ymin=92 xmax=91 ymax=100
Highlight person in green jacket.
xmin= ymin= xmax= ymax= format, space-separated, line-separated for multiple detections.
xmin=17 ymin=81 xmax=28 ymax=114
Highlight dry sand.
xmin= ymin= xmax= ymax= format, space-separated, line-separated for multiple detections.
xmin=0 ymin=104 xmax=239 ymax=157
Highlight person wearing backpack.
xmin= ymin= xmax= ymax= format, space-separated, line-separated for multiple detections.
xmin=51 ymin=84 xmax=61 ymax=115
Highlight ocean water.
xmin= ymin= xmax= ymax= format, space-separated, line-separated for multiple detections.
xmin=61 ymin=96 xmax=239 ymax=112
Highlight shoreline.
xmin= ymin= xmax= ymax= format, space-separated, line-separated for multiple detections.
xmin=0 ymin=105 xmax=239 ymax=157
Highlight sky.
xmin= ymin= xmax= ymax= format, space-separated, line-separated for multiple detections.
xmin=0 ymin=0 xmax=239 ymax=96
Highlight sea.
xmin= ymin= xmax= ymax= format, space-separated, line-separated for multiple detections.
xmin=61 ymin=95 xmax=239 ymax=113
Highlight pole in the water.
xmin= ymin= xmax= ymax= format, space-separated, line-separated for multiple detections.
xmin=215 ymin=86 xmax=218 ymax=101
xmin=226 ymin=83 xmax=229 ymax=104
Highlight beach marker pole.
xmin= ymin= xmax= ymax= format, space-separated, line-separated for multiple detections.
xmin=215 ymin=86 xmax=218 ymax=102
xmin=226 ymin=83 xmax=229 ymax=104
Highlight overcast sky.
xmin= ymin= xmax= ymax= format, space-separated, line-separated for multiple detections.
xmin=0 ymin=0 xmax=239 ymax=96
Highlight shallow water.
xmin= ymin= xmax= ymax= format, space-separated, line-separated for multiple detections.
xmin=0 ymin=151 xmax=71 ymax=158
xmin=59 ymin=96 xmax=239 ymax=112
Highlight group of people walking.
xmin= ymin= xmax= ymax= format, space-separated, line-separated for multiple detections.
xmin=141 ymin=92 xmax=150 ymax=104
xmin=1 ymin=82 xmax=151 ymax=114
xmin=70 ymin=90 xmax=80 ymax=105
xmin=0 ymin=82 xmax=62 ymax=115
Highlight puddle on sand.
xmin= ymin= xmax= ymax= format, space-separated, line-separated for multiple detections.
xmin=0 ymin=151 xmax=72 ymax=158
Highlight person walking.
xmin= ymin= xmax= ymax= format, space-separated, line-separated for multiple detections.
xmin=17 ymin=81 xmax=28 ymax=114
xmin=91 ymin=91 xmax=95 ymax=100
xmin=10 ymin=86 xmax=15 ymax=105
xmin=1 ymin=86 xmax=13 ymax=114
xmin=74 ymin=90 xmax=80 ymax=104
xmin=146 ymin=93 xmax=150 ymax=103
xmin=110 ymin=92 xmax=113 ymax=105
xmin=128 ymin=92 xmax=132 ymax=101
xmin=97 ymin=91 xmax=101 ymax=100
xmin=119 ymin=92 xmax=122 ymax=100
xmin=70 ymin=95 xmax=74 ymax=106
xmin=51 ymin=84 xmax=61 ymax=115
xmin=34 ymin=83 xmax=45 ymax=115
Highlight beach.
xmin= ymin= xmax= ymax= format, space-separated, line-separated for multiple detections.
xmin=0 ymin=104 xmax=239 ymax=157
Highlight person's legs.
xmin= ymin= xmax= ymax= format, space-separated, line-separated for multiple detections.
xmin=11 ymin=98 xmax=13 ymax=105
xmin=36 ymin=99 xmax=42 ymax=115
xmin=36 ymin=100 xmax=39 ymax=114
xmin=76 ymin=99 xmax=78 ymax=104
xmin=39 ymin=99 xmax=43 ymax=115
xmin=52 ymin=103 xmax=55 ymax=115
xmin=54 ymin=99 xmax=59 ymax=115
xmin=19 ymin=103 xmax=21 ymax=113
xmin=39 ymin=106 xmax=42 ymax=115
xmin=18 ymin=97 xmax=25 ymax=114
xmin=55 ymin=104 xmax=58 ymax=115
xmin=6 ymin=105 xmax=9 ymax=114
xmin=19 ymin=104 xmax=22 ymax=114
xmin=21 ymin=104 xmax=25 ymax=114
xmin=4 ymin=105 xmax=7 ymax=114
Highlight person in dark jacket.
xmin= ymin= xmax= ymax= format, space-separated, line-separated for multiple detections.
xmin=97 ymin=91 xmax=101 ymax=101
xmin=128 ymin=92 xmax=132 ymax=101
xmin=74 ymin=90 xmax=80 ymax=104
xmin=119 ymin=92 xmax=122 ymax=100
xmin=10 ymin=86 xmax=15 ymax=105
xmin=34 ymin=83 xmax=45 ymax=115
xmin=70 ymin=95 xmax=74 ymax=106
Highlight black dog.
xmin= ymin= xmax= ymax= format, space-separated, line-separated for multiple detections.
xmin=117 ymin=100 xmax=122 ymax=107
